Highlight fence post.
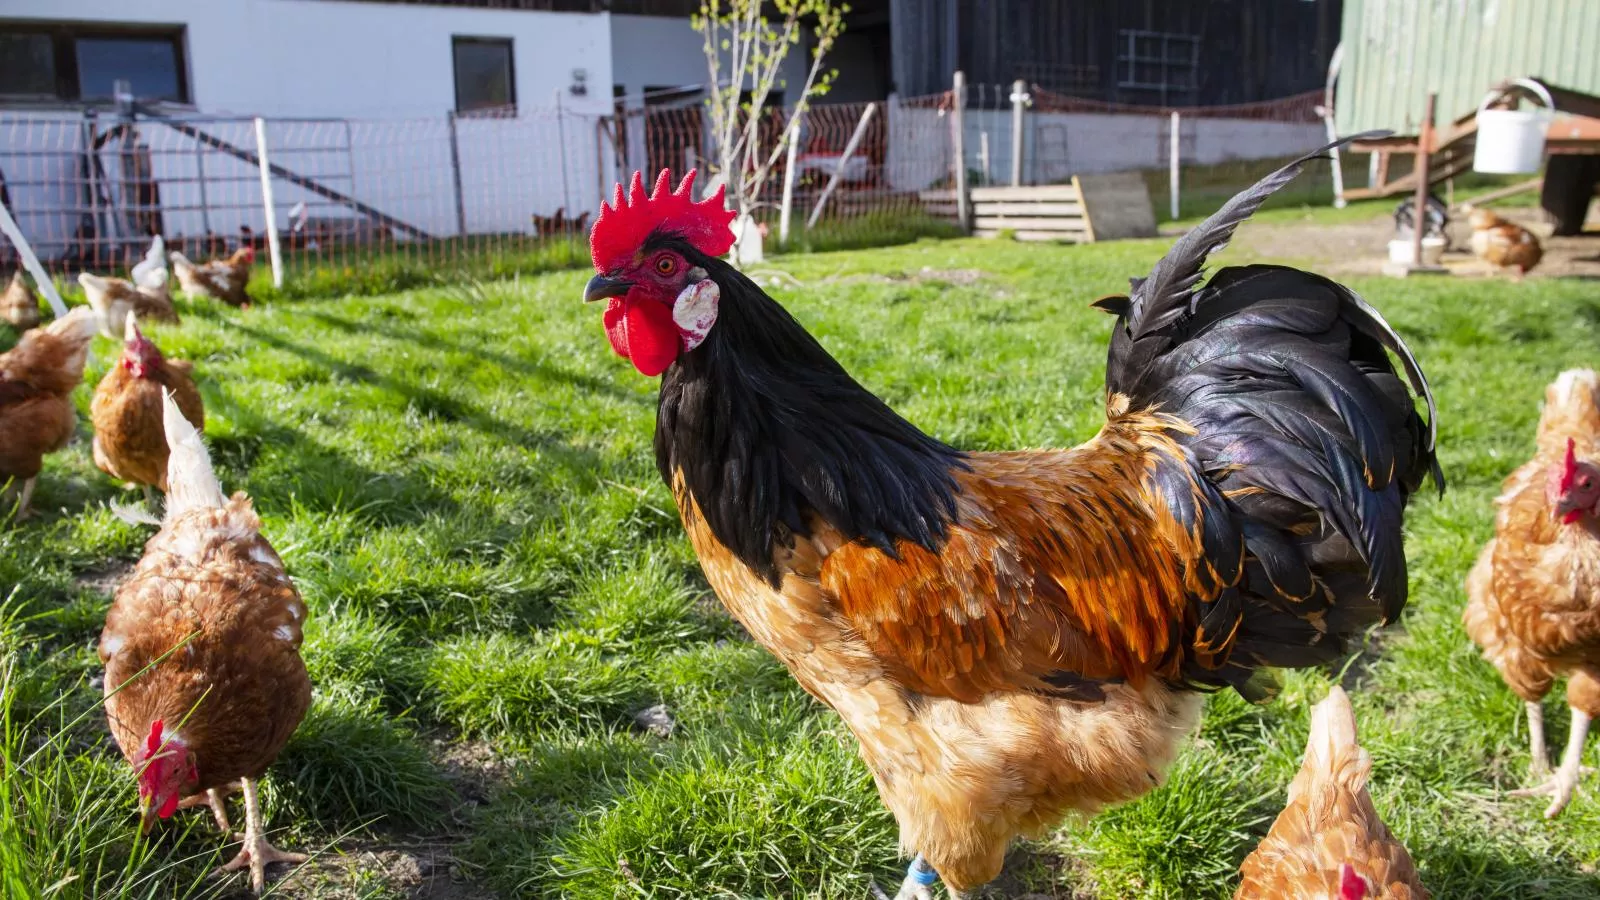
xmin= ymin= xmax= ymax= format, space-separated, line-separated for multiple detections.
xmin=253 ymin=117 xmax=285 ymax=289
xmin=1009 ymin=79 xmax=1028 ymax=187
xmin=1409 ymin=92 xmax=1437 ymax=270
xmin=779 ymin=107 xmax=803 ymax=247
xmin=447 ymin=111 xmax=467 ymax=237
xmin=1168 ymin=110 xmax=1181 ymax=221
xmin=952 ymin=70 xmax=969 ymax=232
xmin=807 ymin=103 xmax=877 ymax=230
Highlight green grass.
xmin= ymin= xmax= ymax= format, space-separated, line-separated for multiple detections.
xmin=5 ymin=210 xmax=1600 ymax=898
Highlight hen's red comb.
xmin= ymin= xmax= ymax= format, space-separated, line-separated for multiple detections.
xmin=589 ymin=169 xmax=736 ymax=273
xmin=1562 ymin=437 xmax=1579 ymax=493
xmin=145 ymin=719 xmax=165 ymax=755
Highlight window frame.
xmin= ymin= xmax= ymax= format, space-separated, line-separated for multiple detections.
xmin=0 ymin=20 xmax=191 ymax=107
xmin=451 ymin=35 xmax=517 ymax=116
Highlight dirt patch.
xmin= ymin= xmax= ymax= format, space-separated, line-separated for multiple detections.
xmin=1221 ymin=206 xmax=1600 ymax=281
xmin=812 ymin=266 xmax=990 ymax=287
xmin=269 ymin=841 xmax=491 ymax=900
xmin=74 ymin=560 xmax=135 ymax=597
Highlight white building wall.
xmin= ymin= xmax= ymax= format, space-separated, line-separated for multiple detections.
xmin=2 ymin=0 xmax=614 ymax=119
xmin=1 ymin=0 xmax=616 ymax=258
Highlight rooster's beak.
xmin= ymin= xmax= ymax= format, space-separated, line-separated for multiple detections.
xmin=584 ymin=274 xmax=631 ymax=303
xmin=139 ymin=800 xmax=158 ymax=835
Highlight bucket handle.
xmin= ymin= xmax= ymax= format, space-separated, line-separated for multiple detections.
xmin=1478 ymin=78 xmax=1556 ymax=117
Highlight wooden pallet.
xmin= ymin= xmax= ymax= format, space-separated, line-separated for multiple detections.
xmin=919 ymin=173 xmax=1155 ymax=243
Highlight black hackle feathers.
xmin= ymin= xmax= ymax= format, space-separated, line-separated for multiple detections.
xmin=653 ymin=237 xmax=966 ymax=586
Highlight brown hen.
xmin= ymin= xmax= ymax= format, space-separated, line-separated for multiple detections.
xmin=1465 ymin=368 xmax=1600 ymax=818
xmin=0 ymin=306 xmax=98 ymax=517
xmin=91 ymin=314 xmax=204 ymax=500
xmin=101 ymin=392 xmax=310 ymax=893
xmin=2 ymin=271 xmax=40 ymax=331
xmin=171 ymin=246 xmax=255 ymax=307
xmin=1467 ymin=208 xmax=1543 ymax=278
xmin=1237 ymin=686 xmax=1427 ymax=899
xmin=80 ymin=271 xmax=178 ymax=338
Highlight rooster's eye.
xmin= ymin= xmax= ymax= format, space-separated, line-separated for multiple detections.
xmin=655 ymin=256 xmax=677 ymax=275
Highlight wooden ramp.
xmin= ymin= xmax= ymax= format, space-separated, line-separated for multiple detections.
xmin=920 ymin=173 xmax=1156 ymax=243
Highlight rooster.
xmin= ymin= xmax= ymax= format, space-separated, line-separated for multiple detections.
xmin=1236 ymin=687 xmax=1427 ymax=899
xmin=80 ymin=271 xmax=178 ymax=338
xmin=580 ymin=135 xmax=1440 ymax=899
xmin=91 ymin=314 xmax=205 ymax=502
xmin=0 ymin=306 xmax=98 ymax=518
xmin=171 ymin=246 xmax=254 ymax=308
xmin=1465 ymin=368 xmax=1600 ymax=819
xmin=2 ymin=270 xmax=40 ymax=332
xmin=101 ymin=392 xmax=310 ymax=893
xmin=1466 ymin=207 xmax=1542 ymax=279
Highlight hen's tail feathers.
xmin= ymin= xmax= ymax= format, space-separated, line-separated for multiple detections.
xmin=1112 ymin=131 xmax=1392 ymax=341
xmin=44 ymin=305 xmax=100 ymax=343
xmin=1538 ymin=369 xmax=1600 ymax=455
xmin=161 ymin=389 xmax=224 ymax=521
xmin=1305 ymin=686 xmax=1361 ymax=776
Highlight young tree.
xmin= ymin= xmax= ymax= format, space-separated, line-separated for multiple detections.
xmin=693 ymin=0 xmax=847 ymax=260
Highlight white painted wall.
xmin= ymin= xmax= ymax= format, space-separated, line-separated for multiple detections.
xmin=2 ymin=0 xmax=615 ymax=119
xmin=0 ymin=0 xmax=619 ymax=257
xmin=609 ymin=14 xmax=808 ymax=105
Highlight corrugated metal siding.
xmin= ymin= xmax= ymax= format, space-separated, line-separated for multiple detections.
xmin=1336 ymin=0 xmax=1600 ymax=135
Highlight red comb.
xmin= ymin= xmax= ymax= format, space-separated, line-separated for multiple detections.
xmin=1338 ymin=864 xmax=1368 ymax=899
xmin=590 ymin=169 xmax=736 ymax=273
xmin=145 ymin=719 xmax=164 ymax=755
xmin=1562 ymin=438 xmax=1579 ymax=493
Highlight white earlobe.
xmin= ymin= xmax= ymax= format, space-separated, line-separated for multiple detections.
xmin=673 ymin=277 xmax=719 ymax=352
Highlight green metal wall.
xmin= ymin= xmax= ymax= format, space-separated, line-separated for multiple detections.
xmin=1336 ymin=0 xmax=1600 ymax=136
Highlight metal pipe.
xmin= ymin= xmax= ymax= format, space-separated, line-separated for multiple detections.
xmin=1410 ymin=92 xmax=1437 ymax=269
xmin=254 ymin=117 xmax=285 ymax=289
xmin=807 ymin=103 xmax=877 ymax=229
xmin=1009 ymin=79 xmax=1027 ymax=186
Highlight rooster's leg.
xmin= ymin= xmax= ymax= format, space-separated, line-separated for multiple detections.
xmin=179 ymin=783 xmax=240 ymax=834
xmin=1528 ymin=700 xmax=1551 ymax=779
xmin=217 ymin=777 xmax=307 ymax=893
xmin=1511 ymin=710 xmax=1590 ymax=819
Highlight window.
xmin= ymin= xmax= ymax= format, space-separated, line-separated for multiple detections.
xmin=453 ymin=37 xmax=515 ymax=115
xmin=0 ymin=23 xmax=188 ymax=104
xmin=1116 ymin=29 xmax=1198 ymax=105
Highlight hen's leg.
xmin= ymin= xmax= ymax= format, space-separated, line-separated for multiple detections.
xmin=143 ymin=483 xmax=157 ymax=507
xmin=14 ymin=478 xmax=35 ymax=520
xmin=217 ymin=777 xmax=307 ymax=893
xmin=1528 ymin=700 xmax=1550 ymax=780
xmin=180 ymin=782 xmax=241 ymax=834
xmin=1511 ymin=710 xmax=1590 ymax=819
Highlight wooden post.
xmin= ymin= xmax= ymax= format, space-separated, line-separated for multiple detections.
xmin=952 ymin=71 xmax=969 ymax=232
xmin=807 ymin=103 xmax=877 ymax=229
xmin=1009 ymin=79 xmax=1027 ymax=187
xmin=1410 ymin=92 xmax=1436 ymax=269
xmin=779 ymin=107 xmax=803 ymax=246
xmin=253 ymin=117 xmax=284 ymax=290
xmin=1168 ymin=110 xmax=1181 ymax=220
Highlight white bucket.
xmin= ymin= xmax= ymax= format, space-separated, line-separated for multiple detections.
xmin=1388 ymin=237 xmax=1447 ymax=266
xmin=1474 ymin=79 xmax=1555 ymax=175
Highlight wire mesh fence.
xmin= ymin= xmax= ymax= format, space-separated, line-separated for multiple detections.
xmin=0 ymin=85 xmax=1354 ymax=296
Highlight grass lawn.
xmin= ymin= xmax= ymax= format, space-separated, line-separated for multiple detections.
xmin=4 ymin=216 xmax=1600 ymax=899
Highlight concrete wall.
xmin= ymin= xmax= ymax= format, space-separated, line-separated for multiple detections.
xmin=886 ymin=101 xmax=1325 ymax=192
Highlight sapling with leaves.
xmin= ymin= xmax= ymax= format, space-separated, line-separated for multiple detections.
xmin=693 ymin=0 xmax=846 ymax=261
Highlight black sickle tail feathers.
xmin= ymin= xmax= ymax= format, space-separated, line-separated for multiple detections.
xmin=1094 ymin=133 xmax=1444 ymax=694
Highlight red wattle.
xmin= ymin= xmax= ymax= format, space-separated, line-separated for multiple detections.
xmin=603 ymin=295 xmax=679 ymax=376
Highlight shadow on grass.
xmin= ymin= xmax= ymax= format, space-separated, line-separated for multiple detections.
xmin=299 ymin=309 xmax=640 ymax=404
xmin=224 ymin=321 xmax=610 ymax=485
